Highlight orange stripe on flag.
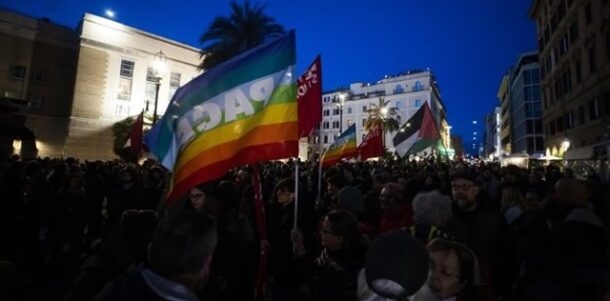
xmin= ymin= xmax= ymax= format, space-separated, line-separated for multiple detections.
xmin=167 ymin=141 xmax=298 ymax=202
xmin=174 ymin=122 xmax=298 ymax=183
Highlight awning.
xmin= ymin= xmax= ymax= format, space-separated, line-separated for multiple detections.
xmin=564 ymin=146 xmax=594 ymax=160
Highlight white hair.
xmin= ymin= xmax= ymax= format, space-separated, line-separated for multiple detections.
xmin=412 ymin=190 xmax=453 ymax=227
xmin=357 ymin=269 xmax=406 ymax=301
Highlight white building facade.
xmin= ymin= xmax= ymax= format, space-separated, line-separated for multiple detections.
xmin=313 ymin=70 xmax=449 ymax=156
xmin=62 ymin=13 xmax=202 ymax=159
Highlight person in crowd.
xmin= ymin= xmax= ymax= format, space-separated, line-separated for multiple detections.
xmin=267 ymin=178 xmax=314 ymax=300
xmin=411 ymin=238 xmax=492 ymax=301
xmin=186 ymin=183 xmax=212 ymax=213
xmin=478 ymin=167 xmax=500 ymax=203
xmin=500 ymin=185 xmax=526 ymax=225
xmin=446 ymin=171 xmax=518 ymax=299
xmin=202 ymin=181 xmax=258 ymax=301
xmin=357 ymin=229 xmax=429 ymax=300
xmin=93 ymin=210 xmax=217 ymax=300
xmin=65 ymin=209 xmax=158 ymax=301
xmin=292 ymin=209 xmax=368 ymax=301
xmin=378 ymin=182 xmax=413 ymax=234
xmin=409 ymin=190 xmax=453 ymax=244
xmin=105 ymin=165 xmax=147 ymax=237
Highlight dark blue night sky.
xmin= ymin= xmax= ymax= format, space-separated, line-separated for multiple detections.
xmin=2 ymin=0 xmax=537 ymax=153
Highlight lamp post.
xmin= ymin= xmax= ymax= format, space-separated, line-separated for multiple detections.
xmin=152 ymin=50 xmax=166 ymax=125
xmin=338 ymin=93 xmax=346 ymax=132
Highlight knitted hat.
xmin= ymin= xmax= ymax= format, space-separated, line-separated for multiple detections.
xmin=365 ymin=230 xmax=429 ymax=299
xmin=450 ymin=170 xmax=478 ymax=185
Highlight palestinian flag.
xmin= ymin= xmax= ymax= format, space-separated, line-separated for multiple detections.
xmin=393 ymin=101 xmax=441 ymax=158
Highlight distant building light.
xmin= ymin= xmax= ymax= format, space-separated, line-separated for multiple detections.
xmin=105 ymin=9 xmax=115 ymax=18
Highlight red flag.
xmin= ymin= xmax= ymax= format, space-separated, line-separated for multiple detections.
xmin=123 ymin=112 xmax=144 ymax=158
xmin=357 ymin=123 xmax=383 ymax=160
xmin=297 ymin=55 xmax=322 ymax=138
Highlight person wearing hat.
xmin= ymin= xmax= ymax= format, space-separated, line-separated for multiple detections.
xmin=446 ymin=171 xmax=518 ymax=299
xmin=357 ymin=230 xmax=429 ymax=300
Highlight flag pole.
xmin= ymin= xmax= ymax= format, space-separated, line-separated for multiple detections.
xmin=293 ymin=157 xmax=300 ymax=230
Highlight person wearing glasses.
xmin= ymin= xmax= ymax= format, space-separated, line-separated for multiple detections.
xmin=292 ymin=209 xmax=367 ymax=301
xmin=410 ymin=238 xmax=491 ymax=301
xmin=446 ymin=171 xmax=517 ymax=300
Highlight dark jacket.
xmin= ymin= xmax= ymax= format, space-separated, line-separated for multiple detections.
xmin=303 ymin=244 xmax=367 ymax=301
xmin=447 ymin=196 xmax=519 ymax=297
xmin=94 ymin=268 xmax=199 ymax=301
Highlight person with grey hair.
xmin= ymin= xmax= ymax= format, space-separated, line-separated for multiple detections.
xmin=408 ymin=190 xmax=454 ymax=244
xmin=357 ymin=230 xmax=429 ymax=301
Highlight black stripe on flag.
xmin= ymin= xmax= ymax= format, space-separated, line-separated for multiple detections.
xmin=393 ymin=104 xmax=425 ymax=146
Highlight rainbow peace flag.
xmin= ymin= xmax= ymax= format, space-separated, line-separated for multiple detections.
xmin=145 ymin=31 xmax=298 ymax=202
xmin=321 ymin=124 xmax=357 ymax=167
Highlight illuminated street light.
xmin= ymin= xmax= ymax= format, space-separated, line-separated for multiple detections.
xmin=152 ymin=50 xmax=167 ymax=124
xmin=381 ymin=107 xmax=388 ymax=116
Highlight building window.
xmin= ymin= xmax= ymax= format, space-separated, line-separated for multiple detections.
xmin=589 ymin=45 xmax=597 ymax=74
xmin=362 ymin=105 xmax=367 ymax=112
xmin=118 ymin=60 xmax=134 ymax=101
xmin=564 ymin=111 xmax=574 ymax=129
xmin=323 ymin=109 xmax=330 ymax=116
xmin=333 ymin=108 xmax=340 ymax=115
xmin=323 ymin=135 xmax=328 ymax=144
xmin=32 ymin=71 xmax=46 ymax=84
xmin=347 ymin=107 xmax=352 ymax=114
xmin=170 ymin=72 xmax=181 ymax=87
xmin=332 ymin=121 xmax=340 ymax=129
xmin=415 ymin=99 xmax=422 ymax=107
xmin=120 ymin=60 xmax=134 ymax=77
xmin=393 ymin=84 xmax=404 ymax=94
xmin=550 ymin=120 xmax=556 ymax=135
xmin=115 ymin=103 xmax=130 ymax=117
xmin=585 ymin=2 xmax=592 ymax=25
xmin=169 ymin=72 xmax=181 ymax=100
xmin=9 ymin=65 xmax=26 ymax=80
xmin=347 ymin=119 xmax=352 ymax=126
xmin=605 ymin=92 xmax=610 ymax=115
xmin=589 ymin=98 xmax=600 ymax=120
xmin=323 ymin=121 xmax=329 ymax=129
xmin=396 ymin=101 xmax=402 ymax=108
xmin=556 ymin=117 xmax=564 ymax=133
xmin=362 ymin=118 xmax=367 ymax=126
xmin=29 ymin=95 xmax=43 ymax=108
xmin=578 ymin=105 xmax=585 ymax=124
xmin=413 ymin=81 xmax=424 ymax=92
xmin=569 ymin=21 xmax=579 ymax=44
xmin=606 ymin=31 xmax=610 ymax=60
xmin=575 ymin=59 xmax=582 ymax=83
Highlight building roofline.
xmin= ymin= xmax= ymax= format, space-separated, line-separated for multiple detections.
xmin=82 ymin=12 xmax=201 ymax=52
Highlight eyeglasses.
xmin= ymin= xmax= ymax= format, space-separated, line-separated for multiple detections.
xmin=321 ymin=228 xmax=335 ymax=235
xmin=189 ymin=193 xmax=204 ymax=198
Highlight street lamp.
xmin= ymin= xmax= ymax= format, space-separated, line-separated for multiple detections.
xmin=152 ymin=50 xmax=166 ymax=125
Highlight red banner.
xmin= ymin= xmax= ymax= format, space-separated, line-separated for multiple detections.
xmin=297 ymin=55 xmax=322 ymax=138
xmin=357 ymin=124 xmax=383 ymax=160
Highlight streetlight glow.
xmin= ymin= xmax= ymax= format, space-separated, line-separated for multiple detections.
xmin=380 ymin=107 xmax=388 ymax=116
xmin=105 ymin=9 xmax=115 ymax=18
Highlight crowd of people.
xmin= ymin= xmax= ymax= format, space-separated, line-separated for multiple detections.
xmin=0 ymin=155 xmax=609 ymax=300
